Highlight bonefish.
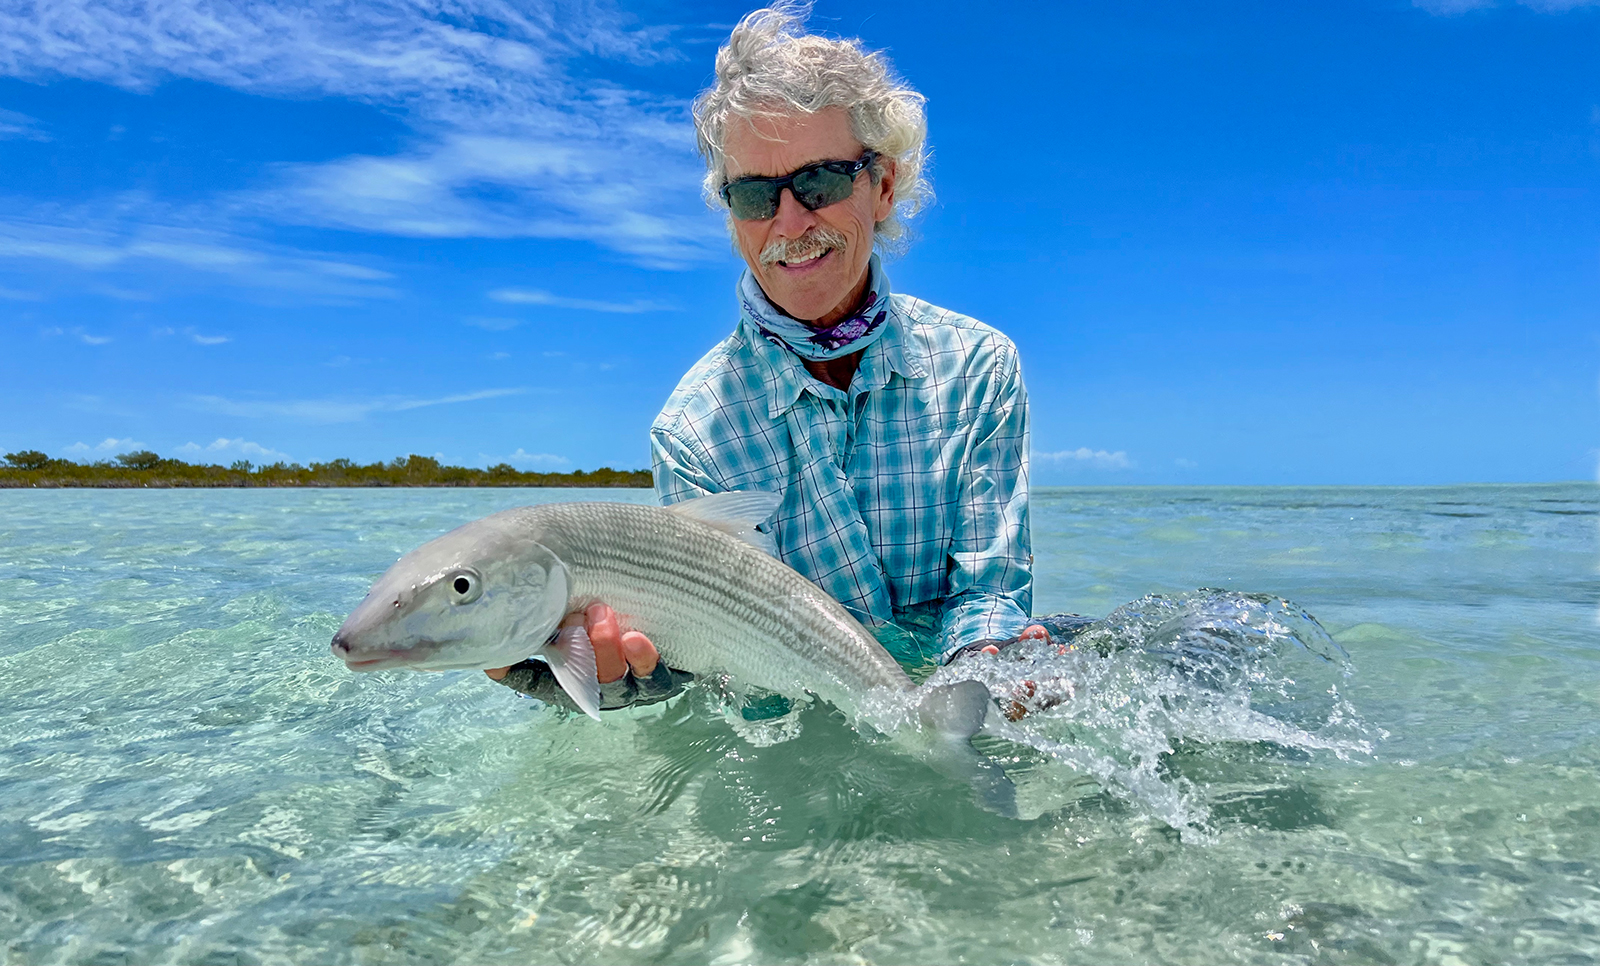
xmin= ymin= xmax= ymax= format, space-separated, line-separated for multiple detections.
xmin=331 ymin=492 xmax=1017 ymax=815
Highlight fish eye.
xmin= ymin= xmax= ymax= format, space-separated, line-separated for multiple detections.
xmin=446 ymin=570 xmax=482 ymax=604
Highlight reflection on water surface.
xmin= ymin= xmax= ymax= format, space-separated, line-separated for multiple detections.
xmin=0 ymin=484 xmax=1595 ymax=964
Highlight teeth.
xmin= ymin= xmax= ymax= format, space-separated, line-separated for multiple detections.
xmin=782 ymin=248 xmax=827 ymax=266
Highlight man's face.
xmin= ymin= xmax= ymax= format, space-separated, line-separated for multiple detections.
xmin=723 ymin=107 xmax=896 ymax=326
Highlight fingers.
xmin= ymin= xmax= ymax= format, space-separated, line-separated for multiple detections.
xmin=1004 ymin=680 xmax=1038 ymax=722
xmin=490 ymin=603 xmax=653 ymax=690
xmin=620 ymin=631 xmax=659 ymax=676
xmin=1020 ymin=624 xmax=1048 ymax=640
xmin=583 ymin=604 xmax=628 ymax=684
xmin=980 ymin=644 xmax=1000 ymax=656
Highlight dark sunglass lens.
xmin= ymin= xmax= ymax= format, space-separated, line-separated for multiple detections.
xmin=725 ymin=182 xmax=779 ymax=220
xmin=791 ymin=167 xmax=852 ymax=211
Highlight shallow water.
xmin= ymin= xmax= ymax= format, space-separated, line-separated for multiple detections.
xmin=1 ymin=484 xmax=1596 ymax=965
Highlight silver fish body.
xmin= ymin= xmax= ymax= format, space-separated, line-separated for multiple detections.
xmin=331 ymin=494 xmax=1017 ymax=816
xmin=333 ymin=498 xmax=910 ymax=711
xmin=534 ymin=500 xmax=914 ymax=713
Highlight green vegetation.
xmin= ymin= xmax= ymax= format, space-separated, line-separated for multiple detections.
xmin=0 ymin=450 xmax=652 ymax=488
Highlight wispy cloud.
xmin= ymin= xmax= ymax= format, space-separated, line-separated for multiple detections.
xmin=0 ymin=210 xmax=400 ymax=299
xmin=257 ymin=130 xmax=719 ymax=266
xmin=63 ymin=393 xmax=137 ymax=417
xmin=63 ymin=437 xmax=145 ymax=457
xmin=1037 ymin=447 xmax=1133 ymax=470
xmin=1 ymin=1 xmax=723 ymax=267
xmin=174 ymin=437 xmax=289 ymax=462
xmin=98 ymin=286 xmax=156 ymax=301
xmin=462 ymin=316 xmax=525 ymax=331
xmin=485 ymin=447 xmax=572 ymax=469
xmin=488 ymin=287 xmax=673 ymax=313
xmin=0 ymin=285 xmax=41 ymax=300
xmin=1414 ymin=0 xmax=1598 ymax=12
xmin=190 ymin=388 xmax=528 ymax=423
xmin=154 ymin=325 xmax=231 ymax=345
xmin=0 ymin=107 xmax=48 ymax=141
xmin=41 ymin=325 xmax=112 ymax=345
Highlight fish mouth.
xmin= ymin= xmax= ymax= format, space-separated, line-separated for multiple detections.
xmin=342 ymin=655 xmax=406 ymax=671
xmin=331 ymin=636 xmax=442 ymax=672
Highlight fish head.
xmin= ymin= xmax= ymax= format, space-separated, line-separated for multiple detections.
xmin=331 ymin=514 xmax=569 ymax=672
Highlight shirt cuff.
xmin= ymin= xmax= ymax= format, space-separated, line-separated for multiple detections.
xmin=937 ymin=593 xmax=1032 ymax=663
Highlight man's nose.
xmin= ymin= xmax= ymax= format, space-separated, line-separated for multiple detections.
xmin=769 ymin=186 xmax=816 ymax=236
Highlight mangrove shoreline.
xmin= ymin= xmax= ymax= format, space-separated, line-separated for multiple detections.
xmin=0 ymin=450 xmax=652 ymax=489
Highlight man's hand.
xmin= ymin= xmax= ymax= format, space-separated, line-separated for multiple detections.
xmin=977 ymin=623 xmax=1048 ymax=656
xmin=485 ymin=603 xmax=660 ymax=683
xmin=485 ymin=604 xmax=689 ymax=712
xmin=963 ymin=624 xmax=1062 ymax=722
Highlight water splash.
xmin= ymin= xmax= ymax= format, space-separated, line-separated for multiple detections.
xmin=919 ymin=590 xmax=1376 ymax=838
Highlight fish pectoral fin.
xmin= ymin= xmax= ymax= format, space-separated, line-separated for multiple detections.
xmin=917 ymin=681 xmax=1021 ymax=819
xmin=917 ymin=680 xmax=992 ymax=739
xmin=544 ymin=625 xmax=603 ymax=721
xmin=665 ymin=490 xmax=781 ymax=556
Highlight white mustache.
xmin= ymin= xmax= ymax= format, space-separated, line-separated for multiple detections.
xmin=759 ymin=227 xmax=848 ymax=267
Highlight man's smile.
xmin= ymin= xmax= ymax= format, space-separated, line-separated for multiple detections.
xmin=777 ymin=246 xmax=833 ymax=270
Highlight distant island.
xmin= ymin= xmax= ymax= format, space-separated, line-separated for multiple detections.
xmin=0 ymin=450 xmax=652 ymax=488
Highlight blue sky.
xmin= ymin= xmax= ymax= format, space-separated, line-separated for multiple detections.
xmin=1 ymin=0 xmax=1596 ymax=484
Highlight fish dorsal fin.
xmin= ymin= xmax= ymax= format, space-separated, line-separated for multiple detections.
xmin=666 ymin=490 xmax=781 ymax=556
xmin=543 ymin=625 xmax=602 ymax=721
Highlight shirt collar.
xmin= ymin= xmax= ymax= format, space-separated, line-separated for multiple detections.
xmin=742 ymin=296 xmax=929 ymax=420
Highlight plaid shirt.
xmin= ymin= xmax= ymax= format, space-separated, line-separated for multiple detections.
xmin=650 ymin=291 xmax=1033 ymax=663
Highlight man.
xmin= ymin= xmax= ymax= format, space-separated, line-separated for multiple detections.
xmin=488 ymin=6 xmax=1047 ymax=707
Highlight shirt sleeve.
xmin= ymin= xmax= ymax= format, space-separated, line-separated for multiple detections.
xmin=937 ymin=341 xmax=1034 ymax=661
xmin=651 ymin=423 xmax=722 ymax=507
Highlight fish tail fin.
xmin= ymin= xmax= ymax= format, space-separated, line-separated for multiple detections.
xmin=916 ymin=680 xmax=1020 ymax=819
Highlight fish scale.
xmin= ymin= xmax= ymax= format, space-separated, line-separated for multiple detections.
xmin=522 ymin=501 xmax=913 ymax=713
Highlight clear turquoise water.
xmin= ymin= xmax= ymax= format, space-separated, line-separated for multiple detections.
xmin=1 ymin=484 xmax=1595 ymax=965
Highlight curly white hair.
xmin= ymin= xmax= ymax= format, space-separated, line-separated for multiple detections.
xmin=692 ymin=4 xmax=932 ymax=252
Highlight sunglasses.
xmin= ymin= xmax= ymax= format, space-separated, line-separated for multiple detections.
xmin=719 ymin=151 xmax=878 ymax=221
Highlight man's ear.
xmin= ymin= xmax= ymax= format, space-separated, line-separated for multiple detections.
xmin=873 ymin=157 xmax=898 ymax=223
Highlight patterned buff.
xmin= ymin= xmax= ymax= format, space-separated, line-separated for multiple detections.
xmin=738 ymin=253 xmax=892 ymax=362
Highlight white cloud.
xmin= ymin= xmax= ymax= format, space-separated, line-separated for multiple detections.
xmin=462 ymin=316 xmax=524 ymax=331
xmin=189 ymin=387 xmax=528 ymax=423
xmin=151 ymin=325 xmax=231 ymax=344
xmin=0 ymin=211 xmax=400 ymax=299
xmin=174 ymin=437 xmax=289 ymax=462
xmin=257 ymin=130 xmax=719 ymax=266
xmin=0 ymin=107 xmax=48 ymax=141
xmin=492 ymin=447 xmax=572 ymax=469
xmin=97 ymin=285 xmax=155 ymax=300
xmin=63 ymin=437 xmax=145 ymax=457
xmin=41 ymin=325 xmax=112 ymax=345
xmin=1037 ymin=447 xmax=1133 ymax=470
xmin=1414 ymin=0 xmax=1598 ymax=11
xmin=1174 ymin=458 xmax=1199 ymax=469
xmin=0 ymin=1 xmax=723 ymax=267
xmin=488 ymin=287 xmax=673 ymax=313
xmin=1 ymin=0 xmax=673 ymax=97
